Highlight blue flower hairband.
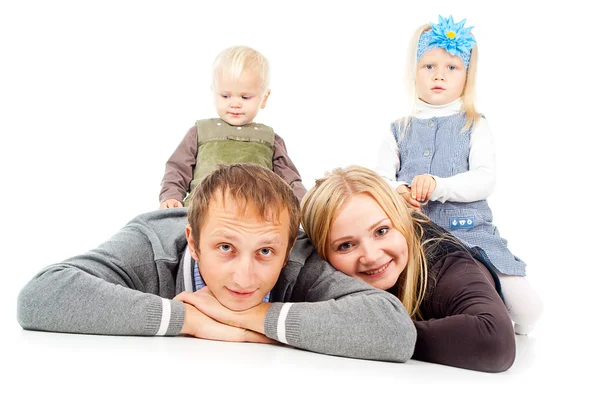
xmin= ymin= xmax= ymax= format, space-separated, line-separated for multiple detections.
xmin=417 ymin=15 xmax=476 ymax=70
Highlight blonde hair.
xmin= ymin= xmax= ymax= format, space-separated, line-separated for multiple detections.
xmin=301 ymin=165 xmax=429 ymax=318
xmin=402 ymin=24 xmax=480 ymax=133
xmin=188 ymin=163 xmax=300 ymax=259
xmin=212 ymin=46 xmax=270 ymax=94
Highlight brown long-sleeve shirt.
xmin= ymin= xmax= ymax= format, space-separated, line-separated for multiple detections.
xmin=407 ymin=222 xmax=516 ymax=372
xmin=159 ymin=125 xmax=307 ymax=204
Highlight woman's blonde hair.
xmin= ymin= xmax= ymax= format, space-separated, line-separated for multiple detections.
xmin=301 ymin=165 xmax=428 ymax=318
xmin=212 ymin=45 xmax=270 ymax=94
xmin=401 ymin=24 xmax=480 ymax=133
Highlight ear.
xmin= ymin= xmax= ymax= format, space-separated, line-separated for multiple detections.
xmin=260 ymin=89 xmax=271 ymax=109
xmin=185 ymin=224 xmax=200 ymax=261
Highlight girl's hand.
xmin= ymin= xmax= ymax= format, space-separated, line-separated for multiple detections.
xmin=396 ymin=185 xmax=422 ymax=209
xmin=410 ymin=175 xmax=436 ymax=202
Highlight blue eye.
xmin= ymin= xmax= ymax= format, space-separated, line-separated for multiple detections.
xmin=425 ymin=65 xmax=434 ymax=70
xmin=448 ymin=65 xmax=457 ymax=71
xmin=219 ymin=244 xmax=232 ymax=252
xmin=259 ymin=248 xmax=273 ymax=256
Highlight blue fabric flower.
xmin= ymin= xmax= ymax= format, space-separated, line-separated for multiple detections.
xmin=417 ymin=15 xmax=476 ymax=70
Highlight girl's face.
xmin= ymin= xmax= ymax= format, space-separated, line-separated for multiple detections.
xmin=326 ymin=194 xmax=408 ymax=291
xmin=416 ymin=47 xmax=467 ymax=105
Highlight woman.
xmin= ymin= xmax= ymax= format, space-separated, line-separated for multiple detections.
xmin=301 ymin=165 xmax=515 ymax=372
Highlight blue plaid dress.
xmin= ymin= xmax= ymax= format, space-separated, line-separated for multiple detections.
xmin=393 ymin=114 xmax=526 ymax=276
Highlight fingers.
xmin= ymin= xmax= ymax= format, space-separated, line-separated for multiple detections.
xmin=243 ymin=330 xmax=279 ymax=344
xmin=175 ymin=291 xmax=202 ymax=309
xmin=411 ymin=175 xmax=436 ymax=202
xmin=198 ymin=286 xmax=213 ymax=296
xmin=160 ymin=199 xmax=183 ymax=209
xmin=403 ymin=192 xmax=422 ymax=208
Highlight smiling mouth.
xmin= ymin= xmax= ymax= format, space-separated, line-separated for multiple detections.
xmin=360 ymin=260 xmax=391 ymax=276
xmin=227 ymin=288 xmax=256 ymax=298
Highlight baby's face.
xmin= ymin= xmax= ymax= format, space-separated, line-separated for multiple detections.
xmin=214 ymin=69 xmax=269 ymax=126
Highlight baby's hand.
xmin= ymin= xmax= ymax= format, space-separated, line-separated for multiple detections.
xmin=410 ymin=175 xmax=436 ymax=202
xmin=396 ymin=185 xmax=422 ymax=209
xmin=160 ymin=199 xmax=183 ymax=209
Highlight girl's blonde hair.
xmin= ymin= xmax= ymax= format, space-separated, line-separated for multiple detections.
xmin=212 ymin=46 xmax=270 ymax=94
xmin=402 ymin=24 xmax=480 ymax=133
xmin=301 ymin=165 xmax=429 ymax=318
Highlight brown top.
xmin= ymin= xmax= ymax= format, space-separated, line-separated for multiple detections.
xmin=159 ymin=124 xmax=307 ymax=204
xmin=406 ymin=222 xmax=516 ymax=372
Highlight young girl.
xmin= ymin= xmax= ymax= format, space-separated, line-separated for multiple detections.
xmin=375 ymin=16 xmax=542 ymax=335
xmin=301 ymin=165 xmax=515 ymax=372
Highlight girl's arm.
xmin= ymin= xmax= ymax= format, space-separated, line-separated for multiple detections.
xmin=429 ymin=118 xmax=496 ymax=203
xmin=374 ymin=126 xmax=408 ymax=189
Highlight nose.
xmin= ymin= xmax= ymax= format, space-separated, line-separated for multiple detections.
xmin=433 ymin=70 xmax=445 ymax=81
xmin=359 ymin=241 xmax=381 ymax=267
xmin=231 ymin=255 xmax=254 ymax=289
xmin=230 ymin=97 xmax=242 ymax=108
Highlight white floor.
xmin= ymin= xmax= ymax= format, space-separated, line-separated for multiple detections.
xmin=2 ymin=309 xmax=593 ymax=400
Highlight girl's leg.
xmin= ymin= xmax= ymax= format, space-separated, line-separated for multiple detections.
xmin=497 ymin=274 xmax=543 ymax=335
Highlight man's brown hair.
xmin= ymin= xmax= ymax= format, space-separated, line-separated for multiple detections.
xmin=187 ymin=163 xmax=301 ymax=257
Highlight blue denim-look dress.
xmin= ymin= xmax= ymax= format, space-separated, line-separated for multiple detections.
xmin=393 ymin=114 xmax=526 ymax=276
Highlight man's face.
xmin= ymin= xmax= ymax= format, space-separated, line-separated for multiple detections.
xmin=214 ymin=68 xmax=269 ymax=126
xmin=186 ymin=192 xmax=290 ymax=311
xmin=416 ymin=47 xmax=467 ymax=106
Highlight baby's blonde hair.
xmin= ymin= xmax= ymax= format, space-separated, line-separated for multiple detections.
xmin=402 ymin=24 xmax=480 ymax=132
xmin=212 ymin=46 xmax=270 ymax=94
xmin=301 ymin=165 xmax=429 ymax=319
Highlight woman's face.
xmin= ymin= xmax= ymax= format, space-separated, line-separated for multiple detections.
xmin=326 ymin=194 xmax=408 ymax=290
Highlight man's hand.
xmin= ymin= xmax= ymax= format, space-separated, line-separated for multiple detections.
xmin=160 ymin=199 xmax=183 ymax=209
xmin=410 ymin=175 xmax=436 ymax=203
xmin=179 ymin=302 xmax=275 ymax=344
xmin=396 ymin=185 xmax=422 ymax=209
xmin=176 ymin=288 xmax=271 ymax=335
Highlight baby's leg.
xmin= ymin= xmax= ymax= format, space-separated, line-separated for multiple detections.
xmin=496 ymin=274 xmax=544 ymax=335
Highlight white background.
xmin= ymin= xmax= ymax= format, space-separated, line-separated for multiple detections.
xmin=0 ymin=0 xmax=597 ymax=399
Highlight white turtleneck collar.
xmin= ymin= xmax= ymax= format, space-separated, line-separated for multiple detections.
xmin=414 ymin=98 xmax=463 ymax=119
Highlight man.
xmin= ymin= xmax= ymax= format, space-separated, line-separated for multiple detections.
xmin=17 ymin=164 xmax=416 ymax=362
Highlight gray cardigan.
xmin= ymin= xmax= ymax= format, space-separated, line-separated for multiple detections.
xmin=17 ymin=208 xmax=416 ymax=362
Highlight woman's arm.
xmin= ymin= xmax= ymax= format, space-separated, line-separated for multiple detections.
xmin=414 ymin=251 xmax=515 ymax=372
